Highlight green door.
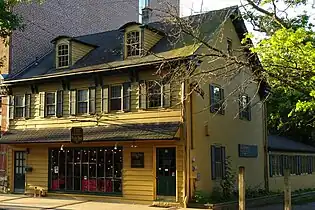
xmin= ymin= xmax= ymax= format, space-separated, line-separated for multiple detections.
xmin=14 ymin=151 xmax=26 ymax=193
xmin=156 ymin=148 xmax=176 ymax=196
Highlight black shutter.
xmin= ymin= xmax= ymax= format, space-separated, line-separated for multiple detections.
xmin=123 ymin=82 xmax=131 ymax=112
xmin=297 ymin=156 xmax=301 ymax=175
xmin=24 ymin=94 xmax=31 ymax=119
xmin=209 ymin=85 xmax=215 ymax=113
xmin=280 ymin=155 xmax=284 ymax=176
xmin=269 ymin=155 xmax=273 ymax=177
xmin=56 ymin=90 xmax=63 ymax=117
xmin=221 ymin=147 xmax=226 ymax=178
xmin=220 ymin=88 xmax=225 ymax=115
xmin=89 ymin=87 xmax=96 ymax=114
xmin=211 ymin=145 xmax=216 ymax=180
xmin=308 ymin=156 xmax=313 ymax=174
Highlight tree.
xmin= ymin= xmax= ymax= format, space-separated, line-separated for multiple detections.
xmin=152 ymin=0 xmax=315 ymax=143
xmin=242 ymin=0 xmax=315 ymax=143
xmin=0 ymin=0 xmax=41 ymax=39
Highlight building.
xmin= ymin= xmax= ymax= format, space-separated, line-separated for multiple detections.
xmin=0 ymin=6 xmax=266 ymax=204
xmin=0 ymin=0 xmax=139 ymax=192
xmin=268 ymin=135 xmax=315 ymax=191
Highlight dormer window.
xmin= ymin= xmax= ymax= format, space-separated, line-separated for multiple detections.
xmin=57 ymin=44 xmax=69 ymax=68
xmin=126 ymin=31 xmax=140 ymax=57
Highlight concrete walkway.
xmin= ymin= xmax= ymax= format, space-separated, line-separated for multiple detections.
xmin=0 ymin=194 xmax=191 ymax=210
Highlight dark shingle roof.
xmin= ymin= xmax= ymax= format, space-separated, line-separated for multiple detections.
xmin=0 ymin=122 xmax=181 ymax=144
xmin=7 ymin=6 xmax=239 ymax=82
xmin=268 ymin=135 xmax=315 ymax=153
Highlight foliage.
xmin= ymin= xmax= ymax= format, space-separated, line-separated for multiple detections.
xmin=242 ymin=0 xmax=315 ymax=142
xmin=220 ymin=156 xmax=235 ymax=200
xmin=0 ymin=0 xmax=42 ymax=40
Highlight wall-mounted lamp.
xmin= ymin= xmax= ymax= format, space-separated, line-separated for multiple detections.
xmin=114 ymin=143 xmax=117 ymax=150
xmin=26 ymin=148 xmax=30 ymax=154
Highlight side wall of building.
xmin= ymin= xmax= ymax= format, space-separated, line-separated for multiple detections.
xmin=268 ymin=151 xmax=315 ymax=192
xmin=191 ymin=19 xmax=265 ymax=193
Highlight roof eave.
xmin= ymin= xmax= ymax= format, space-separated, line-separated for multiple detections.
xmin=4 ymin=56 xmax=191 ymax=85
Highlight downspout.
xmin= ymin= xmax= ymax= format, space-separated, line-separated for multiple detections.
xmin=263 ymin=101 xmax=269 ymax=191
xmin=182 ymin=79 xmax=191 ymax=206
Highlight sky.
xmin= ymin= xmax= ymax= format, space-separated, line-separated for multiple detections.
xmin=139 ymin=0 xmax=314 ymax=42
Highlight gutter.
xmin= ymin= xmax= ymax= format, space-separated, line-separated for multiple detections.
xmin=4 ymin=57 xmax=189 ymax=85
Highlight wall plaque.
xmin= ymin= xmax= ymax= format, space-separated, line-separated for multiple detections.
xmin=238 ymin=144 xmax=258 ymax=158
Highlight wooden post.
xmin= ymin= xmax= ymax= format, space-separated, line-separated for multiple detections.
xmin=239 ymin=166 xmax=245 ymax=210
xmin=284 ymin=169 xmax=291 ymax=210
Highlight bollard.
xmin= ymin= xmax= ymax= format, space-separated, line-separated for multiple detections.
xmin=239 ymin=166 xmax=245 ymax=210
xmin=284 ymin=169 xmax=291 ymax=210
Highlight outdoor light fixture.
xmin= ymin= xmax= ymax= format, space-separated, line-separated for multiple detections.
xmin=26 ymin=148 xmax=30 ymax=154
xmin=60 ymin=144 xmax=64 ymax=151
xmin=114 ymin=143 xmax=117 ymax=150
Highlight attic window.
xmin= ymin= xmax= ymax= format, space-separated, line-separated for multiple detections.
xmin=57 ymin=44 xmax=69 ymax=68
xmin=126 ymin=31 xmax=140 ymax=57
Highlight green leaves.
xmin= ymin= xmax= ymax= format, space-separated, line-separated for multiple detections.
xmin=243 ymin=0 xmax=315 ymax=142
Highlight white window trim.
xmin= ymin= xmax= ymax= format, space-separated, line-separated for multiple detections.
xmin=57 ymin=43 xmax=70 ymax=68
xmin=110 ymin=85 xmax=123 ymax=112
xmin=77 ymin=89 xmax=89 ymax=115
xmin=125 ymin=31 xmax=141 ymax=57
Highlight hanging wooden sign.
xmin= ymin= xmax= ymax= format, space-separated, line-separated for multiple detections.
xmin=70 ymin=127 xmax=83 ymax=144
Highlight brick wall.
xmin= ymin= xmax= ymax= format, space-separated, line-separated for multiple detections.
xmin=10 ymin=0 xmax=139 ymax=74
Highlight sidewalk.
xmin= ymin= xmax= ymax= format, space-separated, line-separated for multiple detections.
xmin=0 ymin=194 xmax=189 ymax=210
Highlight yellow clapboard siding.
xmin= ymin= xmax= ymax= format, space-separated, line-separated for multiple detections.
xmin=10 ymin=110 xmax=181 ymax=129
xmin=143 ymin=29 xmax=162 ymax=53
xmin=123 ymin=170 xmax=153 ymax=176
xmin=71 ymin=41 xmax=94 ymax=64
xmin=123 ymin=180 xmax=153 ymax=187
xmin=123 ymin=185 xmax=153 ymax=191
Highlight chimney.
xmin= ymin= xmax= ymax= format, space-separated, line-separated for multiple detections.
xmin=142 ymin=7 xmax=152 ymax=25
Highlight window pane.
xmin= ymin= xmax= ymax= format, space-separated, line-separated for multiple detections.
xmin=78 ymin=90 xmax=88 ymax=101
xmin=46 ymin=93 xmax=55 ymax=105
xmin=78 ymin=102 xmax=88 ymax=114
xmin=15 ymin=96 xmax=24 ymax=107
xmin=148 ymin=81 xmax=161 ymax=108
xmin=110 ymin=99 xmax=121 ymax=111
xmin=58 ymin=44 xmax=69 ymax=67
xmin=111 ymin=86 xmax=122 ymax=98
xmin=47 ymin=105 xmax=55 ymax=116
xmin=15 ymin=107 xmax=24 ymax=118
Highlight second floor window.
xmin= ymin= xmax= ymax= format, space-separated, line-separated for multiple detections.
xmin=126 ymin=31 xmax=140 ymax=57
xmin=210 ymin=84 xmax=225 ymax=114
xmin=78 ymin=90 xmax=88 ymax=114
xmin=57 ymin=44 xmax=69 ymax=68
xmin=15 ymin=95 xmax=25 ymax=118
xmin=110 ymin=85 xmax=122 ymax=111
xmin=70 ymin=88 xmax=96 ymax=115
xmin=239 ymin=94 xmax=251 ymax=121
xmin=46 ymin=93 xmax=56 ymax=116
xmin=9 ymin=94 xmax=31 ymax=119
xmin=148 ymin=81 xmax=161 ymax=108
